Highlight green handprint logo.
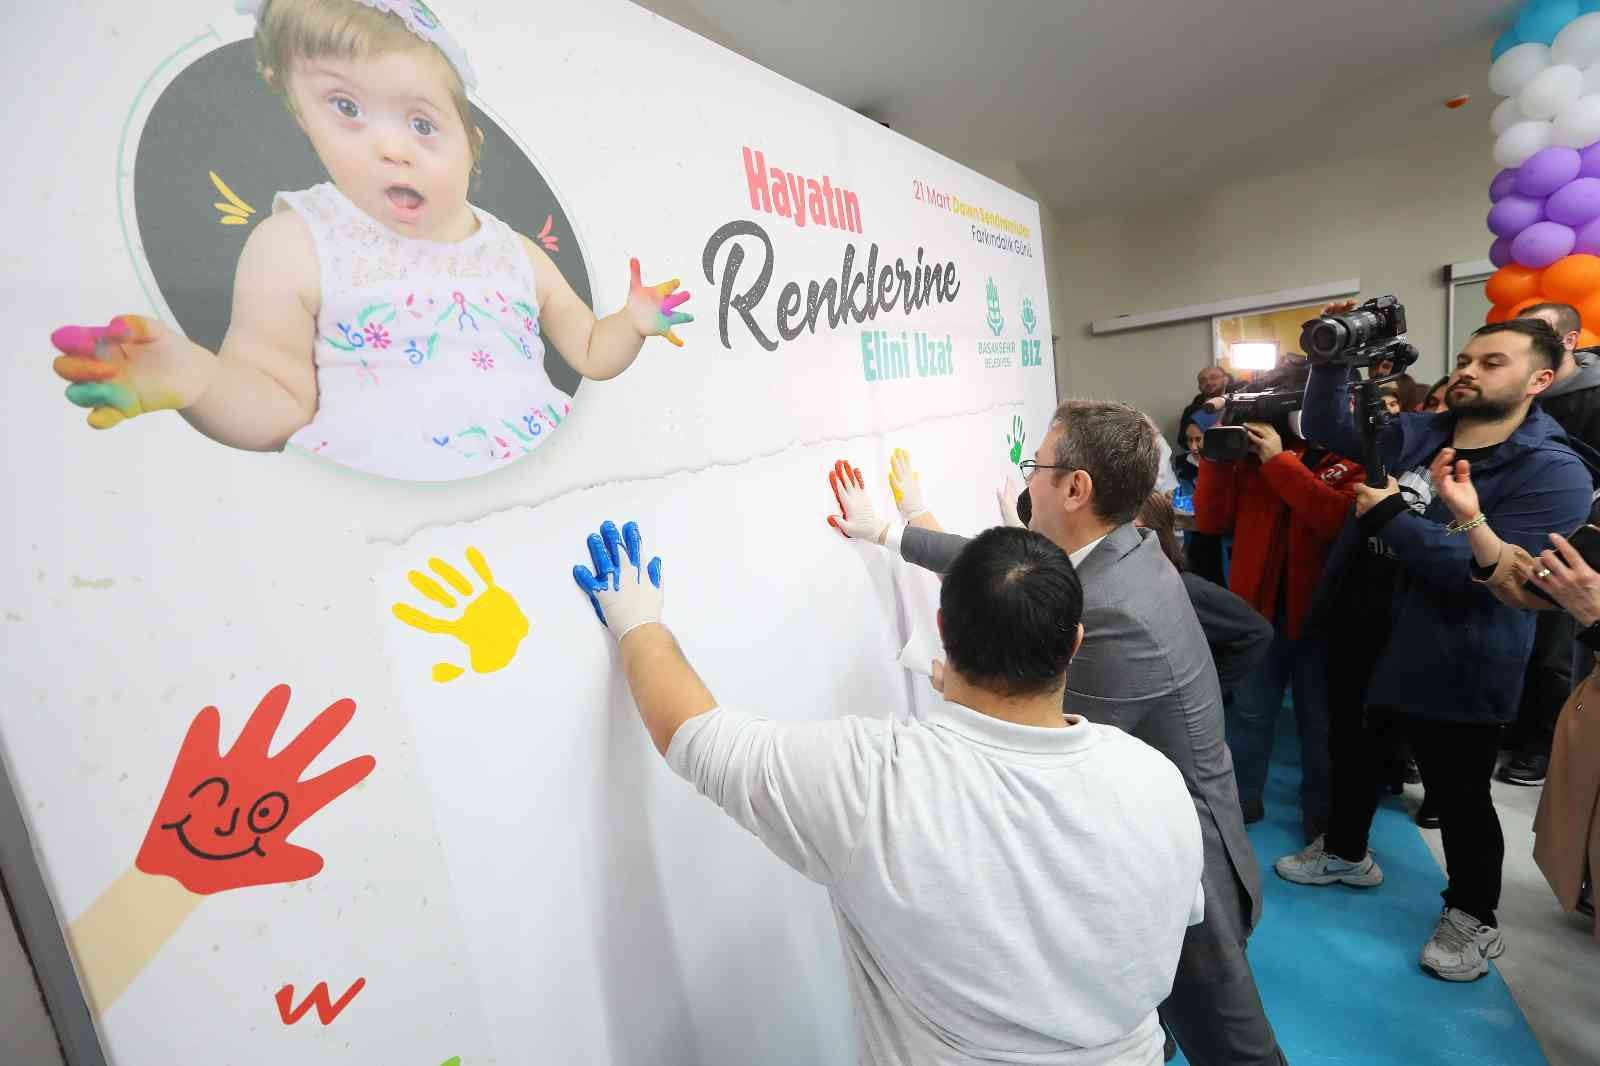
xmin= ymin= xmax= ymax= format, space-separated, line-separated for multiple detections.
xmin=985 ymin=277 xmax=1004 ymax=336
xmin=1021 ymin=296 xmax=1037 ymax=335
xmin=1007 ymin=415 xmax=1026 ymax=464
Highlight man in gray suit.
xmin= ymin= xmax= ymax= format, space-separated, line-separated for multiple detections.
xmin=827 ymin=400 xmax=1285 ymax=1066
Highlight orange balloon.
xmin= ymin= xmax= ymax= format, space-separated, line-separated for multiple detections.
xmin=1485 ymin=264 xmax=1545 ymax=308
xmin=1508 ymin=297 xmax=1544 ymax=319
xmin=1577 ymin=294 xmax=1600 ymax=332
xmin=1541 ymin=254 xmax=1600 ymax=305
xmin=1486 ymin=303 xmax=1511 ymax=324
xmin=1582 ymin=328 xmax=1600 ymax=349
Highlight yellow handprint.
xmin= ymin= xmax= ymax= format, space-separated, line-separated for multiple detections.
xmin=391 ymin=548 xmax=529 ymax=683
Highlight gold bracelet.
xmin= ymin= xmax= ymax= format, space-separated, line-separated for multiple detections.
xmin=1446 ymin=513 xmax=1487 ymax=535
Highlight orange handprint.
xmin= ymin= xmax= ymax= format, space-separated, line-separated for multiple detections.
xmin=134 ymin=684 xmax=376 ymax=895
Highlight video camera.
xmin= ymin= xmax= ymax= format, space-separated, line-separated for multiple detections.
xmin=1201 ymin=359 xmax=1307 ymax=463
xmin=1299 ymin=295 xmax=1415 ymax=372
xmin=1299 ymin=294 xmax=1419 ymax=487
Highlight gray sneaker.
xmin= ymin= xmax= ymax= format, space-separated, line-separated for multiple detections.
xmin=1419 ymin=907 xmax=1504 ymax=982
xmin=1273 ymin=835 xmax=1384 ymax=887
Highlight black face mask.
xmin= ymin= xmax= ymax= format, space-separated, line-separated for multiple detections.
xmin=1016 ymin=487 xmax=1032 ymax=526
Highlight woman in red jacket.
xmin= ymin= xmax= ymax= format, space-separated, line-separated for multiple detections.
xmin=1194 ymin=410 xmax=1364 ymax=841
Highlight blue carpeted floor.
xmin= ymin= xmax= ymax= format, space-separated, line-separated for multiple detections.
xmin=1171 ymin=715 xmax=1549 ymax=1066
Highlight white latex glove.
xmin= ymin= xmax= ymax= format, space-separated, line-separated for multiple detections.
xmin=997 ymin=477 xmax=1024 ymax=528
xmin=827 ymin=459 xmax=891 ymax=543
xmin=574 ymin=520 xmax=664 ymax=641
xmin=888 ymin=447 xmax=929 ymax=519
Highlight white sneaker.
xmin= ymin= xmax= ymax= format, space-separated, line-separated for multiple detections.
xmin=1419 ymin=907 xmax=1504 ymax=982
xmin=1273 ymin=835 xmax=1384 ymax=887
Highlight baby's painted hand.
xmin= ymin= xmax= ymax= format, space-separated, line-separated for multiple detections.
xmin=50 ymin=315 xmax=210 ymax=428
xmin=625 ymin=259 xmax=693 ymax=347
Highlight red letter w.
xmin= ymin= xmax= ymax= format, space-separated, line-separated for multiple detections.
xmin=275 ymin=978 xmax=366 ymax=1025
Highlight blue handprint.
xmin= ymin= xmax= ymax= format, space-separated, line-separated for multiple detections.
xmin=572 ymin=520 xmax=662 ymax=625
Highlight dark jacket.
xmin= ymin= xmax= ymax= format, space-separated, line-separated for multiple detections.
xmin=1182 ymin=571 xmax=1273 ymax=691
xmin=1540 ymin=352 xmax=1600 ymax=452
xmin=1301 ymin=362 xmax=1593 ymax=724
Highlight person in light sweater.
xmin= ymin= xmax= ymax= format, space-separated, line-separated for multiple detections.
xmin=571 ymin=519 xmax=1205 ymax=1066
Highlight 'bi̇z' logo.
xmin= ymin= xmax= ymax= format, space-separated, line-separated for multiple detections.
xmin=985 ymin=277 xmax=1004 ymax=336
xmin=1021 ymin=296 xmax=1037 ymax=335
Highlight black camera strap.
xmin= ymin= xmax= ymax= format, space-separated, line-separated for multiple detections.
xmin=1300 ymin=444 xmax=1328 ymax=472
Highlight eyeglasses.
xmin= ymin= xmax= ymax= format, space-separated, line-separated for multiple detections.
xmin=1017 ymin=460 xmax=1075 ymax=482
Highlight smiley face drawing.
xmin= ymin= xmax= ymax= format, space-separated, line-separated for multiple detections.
xmin=160 ymin=776 xmax=289 ymax=862
xmin=135 ymin=684 xmax=375 ymax=895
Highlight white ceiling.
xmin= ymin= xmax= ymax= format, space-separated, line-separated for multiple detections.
xmin=641 ymin=0 xmax=1518 ymax=212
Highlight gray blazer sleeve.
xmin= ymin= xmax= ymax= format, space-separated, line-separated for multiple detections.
xmin=899 ymin=526 xmax=972 ymax=575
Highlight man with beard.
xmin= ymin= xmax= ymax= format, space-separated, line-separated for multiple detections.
xmin=1178 ymin=365 xmax=1232 ymax=440
xmin=1276 ymin=318 xmax=1592 ymax=982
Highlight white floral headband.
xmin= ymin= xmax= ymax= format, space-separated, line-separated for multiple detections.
xmin=235 ymin=0 xmax=479 ymax=90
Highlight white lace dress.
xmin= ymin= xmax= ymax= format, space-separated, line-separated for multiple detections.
xmin=277 ymin=182 xmax=573 ymax=482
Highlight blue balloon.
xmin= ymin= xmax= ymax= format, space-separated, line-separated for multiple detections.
xmin=1517 ymin=0 xmax=1581 ymax=44
xmin=1492 ymin=29 xmax=1522 ymax=60
xmin=1583 ymin=0 xmax=1600 ymax=13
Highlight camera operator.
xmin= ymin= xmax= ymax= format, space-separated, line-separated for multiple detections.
xmin=1192 ymin=362 xmax=1364 ymax=840
xmin=1431 ymin=449 xmax=1600 ymax=933
xmin=1275 ymin=313 xmax=1592 ymax=982
xmin=1498 ymin=303 xmax=1600 ymax=787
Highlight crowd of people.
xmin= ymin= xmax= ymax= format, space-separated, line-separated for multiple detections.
xmin=568 ymin=301 xmax=1600 ymax=1066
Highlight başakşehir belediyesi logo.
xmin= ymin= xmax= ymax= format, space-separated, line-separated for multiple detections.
xmin=701 ymin=147 xmax=957 ymax=384
xmin=979 ymin=276 xmax=1017 ymax=369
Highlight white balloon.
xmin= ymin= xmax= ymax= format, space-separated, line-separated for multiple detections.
xmin=1496 ymin=119 xmax=1555 ymax=167
xmin=1521 ymin=64 xmax=1586 ymax=119
xmin=1552 ymin=12 xmax=1600 ymax=69
xmin=1492 ymin=96 xmax=1526 ymax=135
xmin=1583 ymin=61 xmax=1600 ymax=96
xmin=1554 ymin=94 xmax=1600 ymax=147
xmin=1490 ymin=42 xmax=1553 ymax=98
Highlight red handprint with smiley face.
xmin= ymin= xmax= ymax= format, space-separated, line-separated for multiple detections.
xmin=134 ymin=684 xmax=376 ymax=895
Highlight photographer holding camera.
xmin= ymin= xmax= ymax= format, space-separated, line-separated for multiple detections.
xmin=1275 ymin=308 xmax=1592 ymax=982
xmin=1192 ymin=362 xmax=1365 ymax=840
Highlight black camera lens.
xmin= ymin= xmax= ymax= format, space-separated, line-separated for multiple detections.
xmin=1301 ymin=318 xmax=1348 ymax=360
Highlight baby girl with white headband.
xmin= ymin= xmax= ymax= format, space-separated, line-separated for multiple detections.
xmin=50 ymin=0 xmax=692 ymax=481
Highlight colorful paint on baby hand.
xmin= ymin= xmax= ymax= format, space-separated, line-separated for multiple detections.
xmin=626 ymin=258 xmax=693 ymax=347
xmin=50 ymin=315 xmax=197 ymax=428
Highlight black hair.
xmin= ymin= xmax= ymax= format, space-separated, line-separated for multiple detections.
xmin=1471 ymin=318 xmax=1564 ymax=372
xmin=940 ymin=527 xmax=1083 ymax=699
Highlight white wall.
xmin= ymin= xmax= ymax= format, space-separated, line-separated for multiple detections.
xmin=1047 ymin=123 xmax=1495 ymax=438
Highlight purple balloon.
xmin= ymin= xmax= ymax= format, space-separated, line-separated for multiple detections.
xmin=1517 ymin=147 xmax=1582 ymax=197
xmin=1490 ymin=236 xmax=1514 ymax=267
xmin=1579 ymin=140 xmax=1600 ymax=179
xmin=1488 ymin=193 xmax=1546 ymax=238
xmin=1548 ymin=177 xmax=1600 ymax=226
xmin=1513 ymin=221 xmax=1577 ymax=268
xmin=1491 ymin=167 xmax=1521 ymax=202
xmin=1575 ymin=216 xmax=1600 ymax=255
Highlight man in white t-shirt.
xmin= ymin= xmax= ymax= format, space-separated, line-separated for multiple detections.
xmin=573 ymin=520 xmax=1206 ymax=1065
